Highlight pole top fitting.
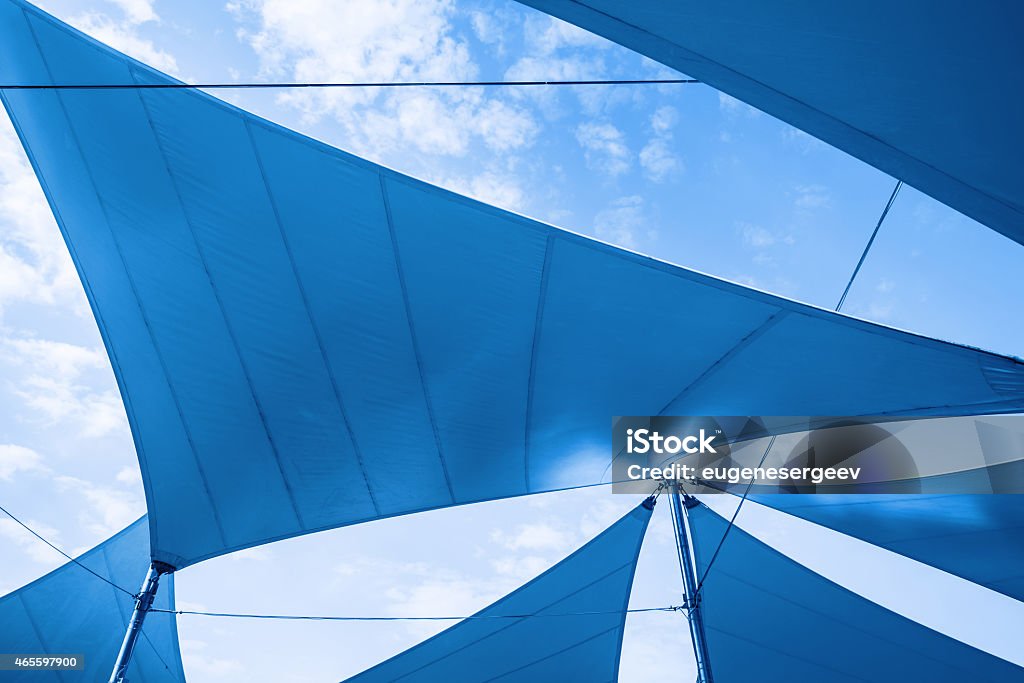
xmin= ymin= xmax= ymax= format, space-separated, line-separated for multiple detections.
xmin=152 ymin=560 xmax=176 ymax=575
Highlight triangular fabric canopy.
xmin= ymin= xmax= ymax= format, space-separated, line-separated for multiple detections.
xmin=516 ymin=1 xmax=1024 ymax=246
xmin=2 ymin=0 xmax=1023 ymax=569
xmin=0 ymin=517 xmax=185 ymax=682
xmin=343 ymin=501 xmax=652 ymax=682
xmin=752 ymin=494 xmax=1024 ymax=603
xmin=688 ymin=503 xmax=1024 ymax=682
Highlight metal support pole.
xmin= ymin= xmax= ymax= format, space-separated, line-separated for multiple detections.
xmin=108 ymin=561 xmax=174 ymax=683
xmin=670 ymin=487 xmax=714 ymax=683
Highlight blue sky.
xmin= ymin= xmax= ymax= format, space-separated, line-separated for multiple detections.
xmin=0 ymin=0 xmax=1022 ymax=680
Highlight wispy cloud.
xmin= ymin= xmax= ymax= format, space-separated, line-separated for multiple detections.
xmin=0 ymin=336 xmax=127 ymax=439
xmin=180 ymin=639 xmax=246 ymax=678
xmin=0 ymin=444 xmax=48 ymax=481
xmin=639 ymin=105 xmax=682 ymax=182
xmin=793 ymin=184 xmax=832 ymax=210
xmin=575 ymin=121 xmax=631 ymax=176
xmin=429 ymin=169 xmax=526 ymax=211
xmin=66 ymin=11 xmax=178 ymax=74
xmin=523 ymin=15 xmax=607 ymax=56
xmin=718 ymin=92 xmax=761 ymax=118
xmin=55 ymin=475 xmax=144 ymax=536
xmin=491 ymin=522 xmax=571 ymax=551
xmin=0 ymin=119 xmax=84 ymax=319
xmin=115 ymin=465 xmax=142 ymax=486
xmin=738 ymin=221 xmax=790 ymax=249
xmin=108 ymin=0 xmax=160 ymax=25
xmin=503 ymin=14 xmax=617 ymax=117
xmin=231 ymin=0 xmax=537 ymax=161
xmin=0 ymin=516 xmax=63 ymax=565
xmin=781 ymin=125 xmax=827 ymax=153
xmin=737 ymin=221 xmax=795 ymax=270
xmin=593 ymin=195 xmax=653 ymax=249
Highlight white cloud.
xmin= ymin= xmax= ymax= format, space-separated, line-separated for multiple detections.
xmin=593 ymin=196 xmax=653 ymax=249
xmin=0 ymin=444 xmax=47 ymax=481
xmin=501 ymin=13 xmax=620 ymax=119
xmin=13 ymin=377 xmax=127 ymax=439
xmin=739 ymin=222 xmax=777 ymax=248
xmin=491 ymin=522 xmax=570 ymax=551
xmin=393 ymin=94 xmax=473 ymax=156
xmin=639 ymin=139 xmax=680 ymax=182
xmin=578 ymin=498 xmax=629 ymax=538
xmin=180 ymin=640 xmax=246 ymax=678
xmin=781 ymin=125 xmax=827 ymax=152
xmin=0 ymin=516 xmax=63 ymax=564
xmin=639 ymin=106 xmax=682 ymax=182
xmin=862 ymin=301 xmax=894 ymax=320
xmin=794 ymin=184 xmax=832 ymax=210
xmin=431 ymin=170 xmax=525 ymax=211
xmin=2 ymin=337 xmax=105 ymax=378
xmin=115 ymin=465 xmax=142 ymax=486
xmin=231 ymin=0 xmax=537 ymax=160
xmin=468 ymin=9 xmax=516 ymax=55
xmin=470 ymin=11 xmax=501 ymax=45
xmin=384 ymin=577 xmax=488 ymax=618
xmin=503 ymin=52 xmax=604 ymax=84
xmin=471 ymin=99 xmax=539 ymax=152
xmin=522 ymin=15 xmax=606 ymax=56
xmin=650 ymin=105 xmax=678 ymax=135
xmin=575 ymin=122 xmax=631 ymax=176
xmin=68 ymin=12 xmax=178 ymax=74
xmin=1 ymin=336 xmax=127 ymax=439
xmin=0 ymin=117 xmax=84 ymax=319
xmin=619 ymin=620 xmax=692 ymax=680
xmin=108 ymin=0 xmax=159 ymax=24
xmin=55 ymin=475 xmax=144 ymax=536
xmin=718 ymin=92 xmax=761 ymax=117
xmin=227 ymin=545 xmax=275 ymax=562
xmin=738 ymin=222 xmax=795 ymax=252
xmin=503 ymin=51 xmax=608 ymax=118
xmin=383 ymin=573 xmax=510 ymax=638
xmin=490 ymin=554 xmax=553 ymax=581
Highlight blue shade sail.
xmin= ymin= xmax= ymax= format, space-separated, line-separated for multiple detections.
xmin=688 ymin=504 xmax=1024 ymax=682
xmin=752 ymin=494 xmax=1024 ymax=602
xmin=0 ymin=517 xmax=185 ymax=682
xmin=343 ymin=502 xmax=651 ymax=682
xmin=2 ymin=0 xmax=1023 ymax=569
xmin=517 ymin=1 xmax=1024 ymax=246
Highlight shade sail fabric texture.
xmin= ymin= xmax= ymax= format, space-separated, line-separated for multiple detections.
xmin=517 ymin=1 xmax=1024 ymax=246
xmin=0 ymin=517 xmax=185 ymax=682
xmin=688 ymin=504 xmax=1024 ymax=682
xmin=3 ymin=0 xmax=1024 ymax=570
xmin=343 ymin=502 xmax=651 ymax=682
xmin=752 ymin=494 xmax=1024 ymax=603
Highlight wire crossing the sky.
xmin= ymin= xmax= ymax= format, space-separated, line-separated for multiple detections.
xmin=836 ymin=179 xmax=904 ymax=312
xmin=688 ymin=178 xmax=905 ymax=593
xmin=1 ymin=496 xmax=679 ymax=623
xmin=0 ymin=78 xmax=700 ymax=91
xmin=0 ymin=503 xmax=137 ymax=598
xmin=151 ymin=606 xmax=681 ymax=621
xmin=691 ymin=434 xmax=777 ymax=599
